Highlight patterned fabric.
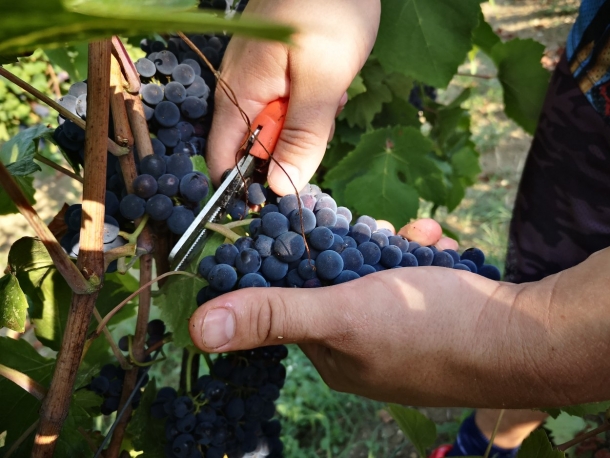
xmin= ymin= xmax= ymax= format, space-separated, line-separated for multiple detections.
xmin=504 ymin=53 xmax=610 ymax=283
xmin=566 ymin=0 xmax=610 ymax=119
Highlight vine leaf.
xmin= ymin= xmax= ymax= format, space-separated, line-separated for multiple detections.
xmin=0 ymin=337 xmax=55 ymax=455
xmin=490 ymin=39 xmax=550 ymax=134
xmin=542 ymin=401 xmax=610 ymax=419
xmin=387 ymin=404 xmax=436 ymax=457
xmin=128 ymin=379 xmax=166 ymax=457
xmin=157 ymin=232 xmax=221 ymax=348
xmin=8 ymin=237 xmax=138 ymax=350
xmin=324 ymin=126 xmax=441 ymax=227
xmin=516 ymin=429 xmax=565 ymax=458
xmin=374 ymin=0 xmax=481 ymax=87
xmin=0 ymin=273 xmax=28 ymax=332
xmin=544 ymin=412 xmax=588 ymax=446
xmin=0 ymin=124 xmax=50 ymax=176
xmin=347 ymin=74 xmax=367 ymax=99
xmin=45 ymin=42 xmax=89 ymax=82
xmin=0 ymin=0 xmax=294 ymax=58
xmin=472 ymin=12 xmax=501 ymax=55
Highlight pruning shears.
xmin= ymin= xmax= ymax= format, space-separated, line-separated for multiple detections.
xmin=169 ymin=98 xmax=289 ymax=272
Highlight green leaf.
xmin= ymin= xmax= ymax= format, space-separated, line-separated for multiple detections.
xmin=0 ymin=125 xmax=51 ymax=170
xmin=0 ymin=175 xmax=37 ymax=215
xmin=387 ymin=404 xmax=436 ymax=457
xmin=373 ymin=97 xmax=420 ymax=130
xmin=451 ymin=146 xmax=481 ymax=181
xmin=45 ymin=42 xmax=89 ymax=82
xmin=324 ymin=126 xmax=440 ymax=227
xmin=157 ymin=233 xmax=220 ymax=348
xmin=0 ymin=0 xmax=294 ymax=58
xmin=542 ymin=401 xmax=610 ymax=419
xmin=56 ymin=401 xmax=94 ymax=458
xmin=94 ymin=271 xmax=139 ymax=330
xmin=0 ymin=337 xmax=55 ymax=455
xmin=472 ymin=12 xmax=500 ymax=55
xmin=347 ymin=74 xmax=366 ymax=99
xmin=374 ymin=0 xmax=481 ymax=87
xmin=8 ymin=237 xmax=55 ymax=273
xmin=0 ymin=273 xmax=28 ymax=332
xmin=344 ymin=162 xmax=420 ymax=228
xmin=128 ymin=379 xmax=166 ymax=457
xmin=491 ymin=39 xmax=550 ymax=134
xmin=544 ymin=412 xmax=587 ymax=445
xmin=516 ymin=429 xmax=565 ymax=458
xmin=339 ymin=59 xmax=392 ymax=129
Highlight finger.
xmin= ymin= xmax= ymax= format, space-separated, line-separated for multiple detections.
xmin=398 ymin=218 xmax=443 ymax=246
xmin=190 ymin=286 xmax=346 ymax=353
xmin=266 ymin=65 xmax=349 ymax=196
xmin=435 ymin=236 xmax=459 ymax=251
xmin=328 ymin=92 xmax=349 ymax=142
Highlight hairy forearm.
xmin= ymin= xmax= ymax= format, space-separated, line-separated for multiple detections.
xmin=406 ymin=249 xmax=610 ymax=408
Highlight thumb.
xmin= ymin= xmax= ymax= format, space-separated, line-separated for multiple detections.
xmin=189 ymin=286 xmax=343 ymax=353
xmin=265 ymin=81 xmax=346 ymax=196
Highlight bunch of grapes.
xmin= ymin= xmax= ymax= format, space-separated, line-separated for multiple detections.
xmin=59 ymin=197 xmax=127 ymax=273
xmin=197 ymin=183 xmax=500 ymax=302
xmin=153 ymin=346 xmax=286 ymax=458
xmin=86 ymin=320 xmax=166 ymax=415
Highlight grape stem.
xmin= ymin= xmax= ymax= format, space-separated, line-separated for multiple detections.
xmin=0 ymin=66 xmax=128 ymax=157
xmin=129 ymin=213 xmax=150 ymax=244
xmin=0 ymin=363 xmax=48 ymax=401
xmin=93 ymin=271 xmax=204 ymax=337
xmin=92 ymin=308 xmax=131 ymax=370
xmin=34 ymin=153 xmax=84 ymax=183
xmin=205 ymin=221 xmax=242 ymax=243
xmin=203 ymin=352 xmax=214 ymax=373
xmin=103 ymin=243 xmax=136 ymax=270
xmin=3 ymin=420 xmax=40 ymax=458
xmin=483 ymin=409 xmax=504 ymax=458
xmin=186 ymin=348 xmax=197 ymax=394
xmin=225 ymin=219 xmax=255 ymax=229
xmin=556 ymin=421 xmax=610 ymax=451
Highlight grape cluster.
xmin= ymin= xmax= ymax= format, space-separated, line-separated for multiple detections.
xmin=153 ymin=346 xmax=286 ymax=458
xmin=409 ymin=83 xmax=437 ymax=111
xmin=87 ymin=320 xmax=165 ymax=415
xmin=88 ymin=363 xmax=146 ymax=415
xmin=197 ymin=183 xmax=501 ymax=301
xmin=60 ymin=199 xmax=127 ymax=273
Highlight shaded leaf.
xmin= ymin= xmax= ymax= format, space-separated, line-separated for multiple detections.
xmin=472 ymin=12 xmax=500 ymax=55
xmin=8 ymin=237 xmax=55 ymax=273
xmin=387 ymin=404 xmax=436 ymax=457
xmin=516 ymin=429 xmax=565 ymax=458
xmin=0 ymin=273 xmax=28 ymax=332
xmin=157 ymin=233 xmax=220 ymax=348
xmin=491 ymin=39 xmax=550 ymax=134
xmin=347 ymin=74 xmax=366 ymax=99
xmin=324 ymin=126 xmax=440 ymax=227
xmin=45 ymin=42 xmax=89 ymax=82
xmin=542 ymin=401 xmax=610 ymax=419
xmin=374 ymin=0 xmax=481 ymax=87
xmin=0 ymin=175 xmax=37 ymax=216
xmin=0 ymin=0 xmax=294 ymax=58
xmin=128 ymin=379 xmax=166 ymax=458
xmin=0 ymin=125 xmax=51 ymax=176
xmin=0 ymin=337 xmax=55 ymax=455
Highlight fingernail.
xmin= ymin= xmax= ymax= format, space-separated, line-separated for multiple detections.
xmin=202 ymin=308 xmax=235 ymax=349
xmin=268 ymin=161 xmax=300 ymax=195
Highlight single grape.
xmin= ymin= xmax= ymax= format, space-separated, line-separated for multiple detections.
xmin=235 ymin=248 xmax=262 ymax=275
xmin=133 ymin=174 xmax=158 ymax=199
xmin=208 ymin=264 xmax=238 ymax=292
xmin=261 ymin=256 xmax=289 ymax=281
xmin=331 ymin=214 xmax=350 ymax=237
xmin=171 ymin=64 xmax=196 ymax=86
xmin=141 ymin=83 xmax=164 ymax=106
xmin=164 ymin=81 xmax=187 ymax=104
xmin=228 ymin=199 xmax=247 ymax=220
xmin=154 ymin=50 xmax=179 ymax=75
xmin=238 ymin=272 xmax=267 ymax=288
xmin=102 ymin=215 xmax=120 ymax=243
xmin=380 ymin=245 xmax=403 ymax=268
xmin=308 ymin=226 xmax=334 ymax=251
xmin=247 ymin=183 xmax=267 ymax=205
xmin=166 ymin=153 xmax=194 ymax=179
xmin=371 ymin=232 xmax=389 ymax=248
xmin=90 ymin=376 xmax=110 ymax=395
xmin=357 ymin=264 xmax=377 ymax=276
xmin=260 ymin=204 xmax=279 ymax=217
xmin=215 ymin=243 xmax=239 ymax=266
xmin=315 ymin=207 xmax=337 ymax=228
xmin=399 ymin=252 xmax=418 ymax=267
xmin=167 ymin=206 xmax=194 ymax=235
xmin=461 ymin=248 xmax=485 ymax=268
xmin=460 ymin=259 xmax=478 ymax=273
xmin=273 ymin=231 xmax=306 ymax=263
xmin=479 ymin=264 xmax=501 ymax=280
xmin=314 ymin=195 xmax=337 ymax=212
xmin=453 ymin=263 xmax=472 ymax=272
xmin=154 ymin=101 xmax=181 ymax=127
xmin=120 ymin=194 xmax=146 ymax=220
xmin=316 ymin=250 xmax=344 ymax=280
xmin=157 ymin=173 xmax=180 ymax=197
xmin=261 ymin=212 xmax=289 ymax=238
xmin=179 ymin=172 xmax=209 ymax=202
xmin=333 ymin=270 xmax=360 ymax=284
xmin=356 ymin=215 xmax=377 ymax=232
xmin=147 ymin=319 xmax=166 ymax=337
xmin=336 ymin=206 xmax=352 ymax=223
xmin=432 ymin=251 xmax=455 ymax=268
xmin=444 ymin=249 xmax=461 ymax=264
xmin=234 ymin=236 xmax=254 ymax=252
xmin=351 ymin=223 xmax=372 ymax=244
xmin=135 ymin=58 xmax=156 ymax=78
xmin=341 ymin=247 xmax=364 ymax=272
xmin=181 ymin=58 xmax=201 ymax=76
xmin=413 ymin=247 xmax=434 ymax=266
xmin=358 ymin=241 xmax=381 ymax=265
xmin=146 ymin=194 xmax=174 ymax=221
xmin=254 ymin=235 xmax=274 ymax=258
xmin=151 ymin=138 xmax=167 ymax=156
xmin=185 ymin=76 xmax=210 ymax=98
xmin=181 ymin=96 xmax=207 ymax=119
xmin=389 ymin=235 xmax=409 ymax=253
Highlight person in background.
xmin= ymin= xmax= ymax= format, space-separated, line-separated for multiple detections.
xmin=192 ymin=0 xmax=610 ymax=456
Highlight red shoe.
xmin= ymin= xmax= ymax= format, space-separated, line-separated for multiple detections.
xmin=429 ymin=445 xmax=453 ymax=458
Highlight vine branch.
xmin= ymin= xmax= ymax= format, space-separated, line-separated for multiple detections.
xmin=33 ymin=40 xmax=113 ymax=458
xmin=0 ymin=66 xmax=128 ymax=157
xmin=0 ymin=161 xmax=91 ymax=294
xmin=0 ymin=364 xmax=48 ymax=401
xmin=205 ymin=221 xmax=242 ymax=242
xmin=556 ymin=422 xmax=610 ymax=452
xmin=34 ymin=153 xmax=84 ymax=183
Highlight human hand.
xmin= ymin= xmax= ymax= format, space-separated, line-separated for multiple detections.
xmin=189 ymin=219 xmax=519 ymax=406
xmin=206 ymin=0 xmax=381 ymax=196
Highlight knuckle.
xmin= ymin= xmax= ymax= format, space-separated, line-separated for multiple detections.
xmin=278 ymin=125 xmax=325 ymax=158
xmin=253 ymin=291 xmax=288 ymax=343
